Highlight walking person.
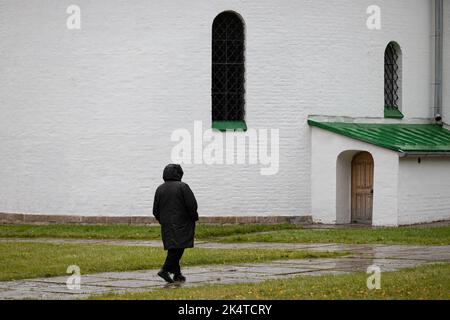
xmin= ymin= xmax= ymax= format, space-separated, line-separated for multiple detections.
xmin=153 ymin=164 xmax=199 ymax=283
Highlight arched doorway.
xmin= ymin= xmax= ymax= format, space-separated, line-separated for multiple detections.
xmin=351 ymin=152 xmax=374 ymax=224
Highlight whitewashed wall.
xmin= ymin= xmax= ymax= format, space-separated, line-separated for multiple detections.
xmin=311 ymin=127 xmax=399 ymax=227
xmin=398 ymin=157 xmax=450 ymax=225
xmin=0 ymin=0 xmax=434 ymax=217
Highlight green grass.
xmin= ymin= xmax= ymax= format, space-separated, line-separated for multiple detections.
xmin=0 ymin=224 xmax=296 ymax=241
xmin=96 ymin=263 xmax=450 ymax=300
xmin=1 ymin=224 xmax=449 ymax=245
xmin=0 ymin=242 xmax=341 ymax=281
xmin=218 ymin=226 xmax=450 ymax=245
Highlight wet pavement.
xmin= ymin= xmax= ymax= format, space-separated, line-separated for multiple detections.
xmin=0 ymin=239 xmax=449 ymax=300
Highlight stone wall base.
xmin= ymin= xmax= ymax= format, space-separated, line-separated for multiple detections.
xmin=0 ymin=212 xmax=313 ymax=225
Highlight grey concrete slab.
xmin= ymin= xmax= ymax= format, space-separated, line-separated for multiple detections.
xmin=222 ymin=273 xmax=282 ymax=281
xmin=89 ymin=271 xmax=159 ymax=280
xmin=223 ymin=265 xmax=321 ymax=276
xmin=25 ymin=276 xmax=72 ymax=284
xmin=92 ymin=280 xmax=162 ymax=288
xmin=73 ymin=276 xmax=121 ymax=284
xmin=299 ymin=270 xmax=353 ymax=277
xmin=14 ymin=282 xmax=111 ymax=295
xmin=0 ymin=290 xmax=52 ymax=300
xmin=271 ymin=260 xmax=351 ymax=269
xmin=1 ymin=240 xmax=448 ymax=300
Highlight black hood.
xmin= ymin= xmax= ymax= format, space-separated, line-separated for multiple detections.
xmin=163 ymin=164 xmax=184 ymax=181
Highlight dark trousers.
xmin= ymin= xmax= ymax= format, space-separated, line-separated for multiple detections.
xmin=162 ymin=248 xmax=185 ymax=275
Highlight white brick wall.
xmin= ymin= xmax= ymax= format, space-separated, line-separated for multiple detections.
xmin=312 ymin=127 xmax=450 ymax=226
xmin=0 ymin=0 xmax=437 ymax=218
xmin=398 ymin=157 xmax=450 ymax=225
xmin=311 ymin=127 xmax=400 ymax=227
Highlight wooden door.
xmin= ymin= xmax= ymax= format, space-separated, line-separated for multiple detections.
xmin=351 ymin=152 xmax=374 ymax=224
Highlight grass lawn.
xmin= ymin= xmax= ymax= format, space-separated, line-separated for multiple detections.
xmin=219 ymin=226 xmax=450 ymax=245
xmin=0 ymin=242 xmax=342 ymax=281
xmin=1 ymin=224 xmax=449 ymax=245
xmin=0 ymin=224 xmax=296 ymax=240
xmin=96 ymin=263 xmax=450 ymax=300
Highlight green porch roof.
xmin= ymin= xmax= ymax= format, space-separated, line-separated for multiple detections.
xmin=308 ymin=120 xmax=450 ymax=154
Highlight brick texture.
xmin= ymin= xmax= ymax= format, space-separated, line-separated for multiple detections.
xmin=0 ymin=0 xmax=438 ymax=222
xmin=0 ymin=212 xmax=312 ymax=225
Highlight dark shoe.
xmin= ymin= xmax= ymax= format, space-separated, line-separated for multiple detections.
xmin=173 ymin=273 xmax=186 ymax=282
xmin=157 ymin=270 xmax=174 ymax=283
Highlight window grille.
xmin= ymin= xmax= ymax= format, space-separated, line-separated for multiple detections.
xmin=212 ymin=12 xmax=245 ymax=121
xmin=384 ymin=42 xmax=399 ymax=108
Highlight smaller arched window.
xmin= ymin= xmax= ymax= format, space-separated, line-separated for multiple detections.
xmin=384 ymin=42 xmax=403 ymax=119
xmin=211 ymin=11 xmax=246 ymax=131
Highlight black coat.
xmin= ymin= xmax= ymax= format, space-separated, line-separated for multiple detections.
xmin=153 ymin=164 xmax=199 ymax=250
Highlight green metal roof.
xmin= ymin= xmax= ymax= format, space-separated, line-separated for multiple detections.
xmin=308 ymin=120 xmax=450 ymax=153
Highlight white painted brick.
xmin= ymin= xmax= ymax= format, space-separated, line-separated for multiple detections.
xmin=0 ymin=0 xmax=445 ymax=223
xmin=398 ymin=157 xmax=450 ymax=225
xmin=311 ymin=127 xmax=400 ymax=227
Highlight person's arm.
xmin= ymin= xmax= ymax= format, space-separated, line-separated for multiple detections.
xmin=182 ymin=183 xmax=199 ymax=222
xmin=153 ymin=188 xmax=161 ymax=223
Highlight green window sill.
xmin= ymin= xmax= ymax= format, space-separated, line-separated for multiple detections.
xmin=384 ymin=106 xmax=404 ymax=119
xmin=212 ymin=120 xmax=247 ymax=132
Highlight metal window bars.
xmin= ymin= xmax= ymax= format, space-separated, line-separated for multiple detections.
xmin=212 ymin=12 xmax=245 ymax=121
xmin=384 ymin=42 xmax=399 ymax=108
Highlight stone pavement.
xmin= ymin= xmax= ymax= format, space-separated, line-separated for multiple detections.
xmin=0 ymin=239 xmax=449 ymax=300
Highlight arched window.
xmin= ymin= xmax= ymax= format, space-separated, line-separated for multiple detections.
xmin=212 ymin=11 xmax=246 ymax=131
xmin=384 ymin=42 xmax=403 ymax=118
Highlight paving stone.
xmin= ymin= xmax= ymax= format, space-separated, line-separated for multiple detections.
xmin=26 ymin=276 xmax=71 ymax=284
xmin=224 ymin=265 xmax=313 ymax=276
xmin=91 ymin=271 xmax=157 ymax=280
xmin=175 ymin=273 xmax=227 ymax=284
xmin=210 ymin=277 xmax=263 ymax=285
xmin=405 ymin=254 xmax=450 ymax=262
xmin=37 ymin=292 xmax=91 ymax=300
xmin=25 ymin=283 xmax=112 ymax=295
xmin=0 ymin=290 xmax=48 ymax=300
xmin=223 ymin=273 xmax=282 ymax=281
xmin=92 ymin=280 xmax=161 ymax=288
xmin=368 ymin=259 xmax=429 ymax=271
xmin=1 ymin=239 xmax=448 ymax=300
xmin=181 ymin=268 xmax=216 ymax=275
xmin=75 ymin=276 xmax=121 ymax=284
xmin=300 ymin=270 xmax=352 ymax=277
xmin=271 ymin=260 xmax=346 ymax=269
xmin=0 ymin=283 xmax=13 ymax=289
